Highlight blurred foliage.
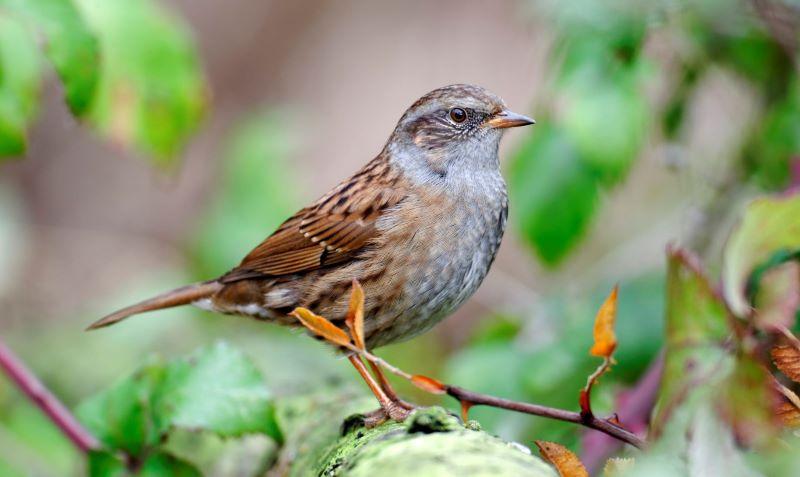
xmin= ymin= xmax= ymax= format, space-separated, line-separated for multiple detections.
xmin=510 ymin=0 xmax=800 ymax=265
xmin=74 ymin=0 xmax=206 ymax=164
xmin=633 ymin=194 xmax=800 ymax=476
xmin=0 ymin=11 xmax=43 ymax=156
xmin=3 ymin=0 xmax=99 ymax=115
xmin=0 ymin=0 xmax=205 ymax=162
xmin=446 ymin=273 xmax=664 ymax=449
xmin=190 ymin=111 xmax=301 ymax=278
xmin=1 ymin=0 xmax=800 ymax=475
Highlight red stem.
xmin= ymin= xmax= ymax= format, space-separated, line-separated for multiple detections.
xmin=581 ymin=353 xmax=663 ymax=471
xmin=0 ymin=340 xmax=99 ymax=453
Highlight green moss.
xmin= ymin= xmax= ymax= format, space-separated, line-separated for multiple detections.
xmin=278 ymin=403 xmax=556 ymax=477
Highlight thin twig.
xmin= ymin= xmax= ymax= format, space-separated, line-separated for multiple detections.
xmin=445 ymin=385 xmax=646 ymax=449
xmin=0 ymin=340 xmax=99 ymax=453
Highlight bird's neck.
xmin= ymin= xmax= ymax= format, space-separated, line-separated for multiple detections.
xmin=385 ymin=140 xmax=504 ymax=199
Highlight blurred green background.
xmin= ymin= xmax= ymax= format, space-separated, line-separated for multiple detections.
xmin=0 ymin=0 xmax=798 ymax=475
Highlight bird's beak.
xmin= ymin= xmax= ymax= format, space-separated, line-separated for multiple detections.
xmin=485 ymin=110 xmax=536 ymax=129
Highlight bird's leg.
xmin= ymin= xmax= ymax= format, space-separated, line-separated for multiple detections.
xmin=348 ymin=355 xmax=410 ymax=424
xmin=367 ymin=361 xmax=415 ymax=410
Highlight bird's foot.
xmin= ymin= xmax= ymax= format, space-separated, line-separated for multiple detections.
xmin=359 ymin=402 xmax=414 ymax=428
xmin=395 ymin=399 xmax=416 ymax=411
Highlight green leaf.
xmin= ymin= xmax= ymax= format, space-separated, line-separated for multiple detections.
xmin=152 ymin=342 xmax=278 ymax=439
xmin=0 ymin=12 xmax=42 ymax=157
xmin=78 ymin=343 xmax=278 ymax=461
xmin=722 ymin=193 xmax=800 ymax=317
xmin=191 ymin=111 xmax=300 ymax=278
xmin=652 ymin=248 xmax=731 ymax=435
xmin=2 ymin=0 xmax=100 ymax=115
xmin=719 ymin=353 xmax=777 ymax=447
xmin=88 ymin=450 xmax=201 ymax=477
xmin=73 ymin=0 xmax=207 ymax=163
xmin=87 ymin=450 xmax=127 ymax=477
xmin=138 ymin=452 xmax=202 ymax=477
xmin=509 ymin=124 xmax=599 ymax=265
xmin=77 ymin=359 xmax=165 ymax=454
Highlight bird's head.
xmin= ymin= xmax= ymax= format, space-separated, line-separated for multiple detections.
xmin=388 ymin=84 xmax=534 ymax=180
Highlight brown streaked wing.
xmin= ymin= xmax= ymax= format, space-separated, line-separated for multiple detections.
xmin=220 ymin=184 xmax=405 ymax=282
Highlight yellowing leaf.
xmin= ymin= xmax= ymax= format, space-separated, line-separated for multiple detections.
xmin=289 ymin=308 xmax=352 ymax=348
xmin=345 ymin=280 xmax=366 ymax=350
xmin=410 ymin=375 xmax=446 ymax=395
xmin=722 ymin=194 xmax=800 ymax=317
xmin=603 ymin=457 xmax=635 ymax=476
xmin=590 ymin=286 xmax=618 ymax=358
xmin=772 ymin=344 xmax=800 ymax=382
xmin=535 ymin=440 xmax=589 ymax=477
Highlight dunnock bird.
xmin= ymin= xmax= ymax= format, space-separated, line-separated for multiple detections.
xmin=89 ymin=84 xmax=534 ymax=420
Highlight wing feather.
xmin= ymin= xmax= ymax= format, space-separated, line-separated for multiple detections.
xmin=220 ymin=160 xmax=405 ymax=283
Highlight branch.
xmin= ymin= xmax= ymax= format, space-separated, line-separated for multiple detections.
xmin=0 ymin=340 xmax=99 ymax=453
xmin=444 ymin=385 xmax=646 ymax=449
xmin=333 ymin=344 xmax=645 ymax=448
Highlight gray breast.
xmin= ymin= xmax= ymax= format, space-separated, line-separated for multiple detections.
xmin=370 ymin=175 xmax=508 ymax=347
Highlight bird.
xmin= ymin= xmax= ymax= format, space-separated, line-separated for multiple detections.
xmin=88 ymin=84 xmax=534 ymax=421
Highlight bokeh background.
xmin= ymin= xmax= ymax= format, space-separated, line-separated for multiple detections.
xmin=1 ymin=0 xmax=798 ymax=475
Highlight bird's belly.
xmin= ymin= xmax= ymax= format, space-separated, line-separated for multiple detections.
xmin=365 ymin=204 xmax=506 ymax=348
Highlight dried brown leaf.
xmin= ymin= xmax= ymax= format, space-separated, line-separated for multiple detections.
xmin=345 ymin=280 xmax=366 ymax=350
xmin=535 ymin=440 xmax=589 ymax=477
xmin=410 ymin=374 xmax=446 ymax=395
xmin=590 ymin=286 xmax=618 ymax=358
xmin=776 ymin=401 xmax=800 ymax=427
xmin=772 ymin=344 xmax=800 ymax=382
xmin=289 ymin=307 xmax=352 ymax=348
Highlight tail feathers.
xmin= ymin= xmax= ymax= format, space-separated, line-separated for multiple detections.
xmin=87 ymin=281 xmax=223 ymax=330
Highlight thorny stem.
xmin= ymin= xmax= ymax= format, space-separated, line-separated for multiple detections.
xmin=0 ymin=340 xmax=99 ymax=453
xmin=350 ymin=345 xmax=646 ymax=449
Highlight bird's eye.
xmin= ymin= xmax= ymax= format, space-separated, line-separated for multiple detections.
xmin=449 ymin=108 xmax=467 ymax=123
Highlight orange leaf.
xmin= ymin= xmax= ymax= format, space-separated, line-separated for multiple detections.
xmin=590 ymin=286 xmax=618 ymax=358
xmin=289 ymin=307 xmax=352 ymax=348
xmin=460 ymin=400 xmax=473 ymax=422
xmin=535 ymin=441 xmax=589 ymax=477
xmin=772 ymin=344 xmax=800 ymax=382
xmin=345 ymin=280 xmax=366 ymax=350
xmin=410 ymin=374 xmax=446 ymax=395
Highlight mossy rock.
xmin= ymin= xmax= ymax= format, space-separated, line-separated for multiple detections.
xmin=272 ymin=394 xmax=556 ymax=477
